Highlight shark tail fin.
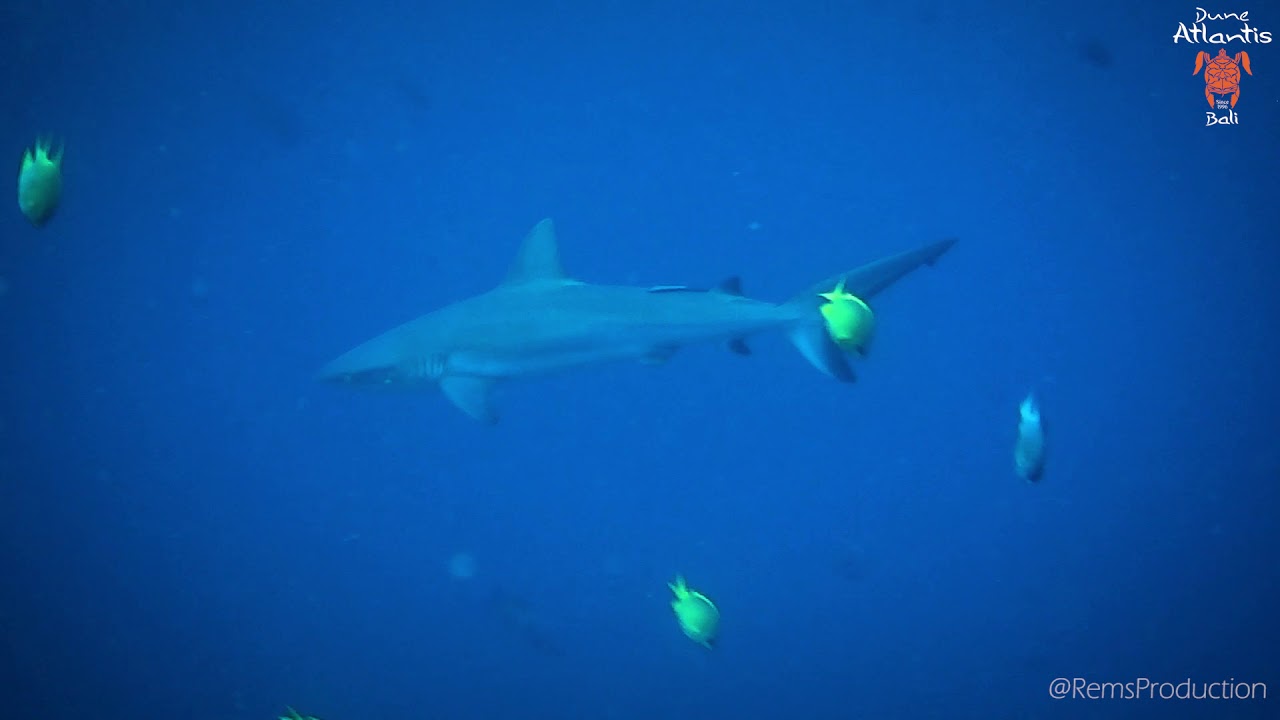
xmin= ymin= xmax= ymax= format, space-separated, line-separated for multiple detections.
xmin=785 ymin=317 xmax=858 ymax=382
xmin=783 ymin=284 xmax=859 ymax=382
xmin=783 ymin=237 xmax=957 ymax=382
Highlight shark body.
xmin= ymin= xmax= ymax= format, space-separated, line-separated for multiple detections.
xmin=318 ymin=219 xmax=955 ymax=422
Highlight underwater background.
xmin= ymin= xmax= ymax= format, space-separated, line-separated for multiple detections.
xmin=2 ymin=0 xmax=1277 ymax=718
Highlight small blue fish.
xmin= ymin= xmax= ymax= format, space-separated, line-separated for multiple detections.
xmin=1015 ymin=393 xmax=1047 ymax=482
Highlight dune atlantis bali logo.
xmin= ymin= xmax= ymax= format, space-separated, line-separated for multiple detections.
xmin=1173 ymin=8 xmax=1271 ymax=125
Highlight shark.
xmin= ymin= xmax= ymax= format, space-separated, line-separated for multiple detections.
xmin=317 ymin=219 xmax=956 ymax=422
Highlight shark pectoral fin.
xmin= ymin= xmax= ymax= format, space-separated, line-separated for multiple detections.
xmin=440 ymin=376 xmax=499 ymax=423
xmin=788 ymin=323 xmax=856 ymax=382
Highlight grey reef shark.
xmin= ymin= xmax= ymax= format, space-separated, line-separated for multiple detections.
xmin=318 ymin=219 xmax=956 ymax=423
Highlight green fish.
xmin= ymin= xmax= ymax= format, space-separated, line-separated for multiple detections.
xmin=17 ymin=137 xmax=64 ymax=227
xmin=669 ymin=575 xmax=720 ymax=648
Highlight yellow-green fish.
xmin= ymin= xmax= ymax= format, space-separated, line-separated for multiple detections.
xmin=818 ymin=279 xmax=875 ymax=355
xmin=668 ymin=575 xmax=719 ymax=648
xmin=18 ymin=137 xmax=63 ymax=227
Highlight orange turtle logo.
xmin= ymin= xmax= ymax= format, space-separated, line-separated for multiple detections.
xmin=1193 ymin=48 xmax=1253 ymax=108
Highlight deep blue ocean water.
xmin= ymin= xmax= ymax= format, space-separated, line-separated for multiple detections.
xmin=2 ymin=1 xmax=1277 ymax=718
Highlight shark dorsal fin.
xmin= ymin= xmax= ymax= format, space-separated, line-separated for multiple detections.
xmin=504 ymin=218 xmax=568 ymax=286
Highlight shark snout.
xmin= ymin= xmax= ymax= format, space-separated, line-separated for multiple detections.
xmin=316 ymin=335 xmax=405 ymax=387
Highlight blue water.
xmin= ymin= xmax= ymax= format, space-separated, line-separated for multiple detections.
xmin=2 ymin=1 xmax=1277 ymax=718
